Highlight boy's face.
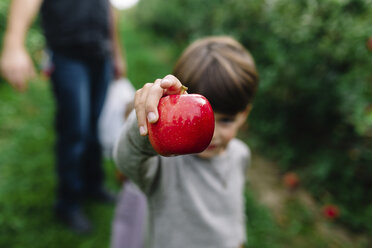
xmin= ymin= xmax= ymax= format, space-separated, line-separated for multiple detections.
xmin=197 ymin=106 xmax=250 ymax=159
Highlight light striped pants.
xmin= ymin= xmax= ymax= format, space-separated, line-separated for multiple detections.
xmin=110 ymin=181 xmax=147 ymax=248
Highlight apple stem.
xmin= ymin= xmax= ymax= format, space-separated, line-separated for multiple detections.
xmin=180 ymin=85 xmax=188 ymax=94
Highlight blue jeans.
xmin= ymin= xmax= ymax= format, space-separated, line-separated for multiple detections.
xmin=51 ymin=52 xmax=112 ymax=214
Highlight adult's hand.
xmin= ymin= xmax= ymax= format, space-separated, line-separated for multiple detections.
xmin=0 ymin=45 xmax=35 ymax=92
xmin=0 ymin=0 xmax=42 ymax=92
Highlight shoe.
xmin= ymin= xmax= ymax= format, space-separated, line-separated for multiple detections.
xmin=86 ymin=188 xmax=117 ymax=204
xmin=56 ymin=209 xmax=92 ymax=234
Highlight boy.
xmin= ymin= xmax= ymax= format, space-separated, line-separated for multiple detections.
xmin=114 ymin=36 xmax=259 ymax=248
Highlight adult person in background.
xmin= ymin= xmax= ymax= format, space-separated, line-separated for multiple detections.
xmin=0 ymin=0 xmax=126 ymax=234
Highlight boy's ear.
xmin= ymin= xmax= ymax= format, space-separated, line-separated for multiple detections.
xmin=237 ymin=104 xmax=253 ymax=128
xmin=243 ymin=104 xmax=253 ymax=118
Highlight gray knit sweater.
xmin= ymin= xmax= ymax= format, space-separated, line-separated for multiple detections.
xmin=114 ymin=112 xmax=250 ymax=248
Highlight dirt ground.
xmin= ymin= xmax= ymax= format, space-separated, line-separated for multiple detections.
xmin=247 ymin=153 xmax=370 ymax=248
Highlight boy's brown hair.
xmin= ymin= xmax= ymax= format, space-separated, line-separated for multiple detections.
xmin=173 ymin=36 xmax=259 ymax=115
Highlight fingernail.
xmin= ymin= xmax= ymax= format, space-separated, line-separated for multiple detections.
xmin=139 ymin=126 xmax=146 ymax=135
xmin=147 ymin=112 xmax=157 ymax=123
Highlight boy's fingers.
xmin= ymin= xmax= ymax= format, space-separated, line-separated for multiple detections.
xmin=160 ymin=74 xmax=183 ymax=95
xmin=134 ymin=75 xmax=185 ymax=135
xmin=135 ymin=83 xmax=152 ymax=135
xmin=145 ymin=79 xmax=164 ymax=124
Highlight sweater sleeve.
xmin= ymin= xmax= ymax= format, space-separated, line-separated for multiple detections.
xmin=113 ymin=111 xmax=160 ymax=194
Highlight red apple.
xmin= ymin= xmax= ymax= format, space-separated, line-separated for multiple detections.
xmin=283 ymin=172 xmax=300 ymax=190
xmin=322 ymin=204 xmax=340 ymax=219
xmin=367 ymin=36 xmax=372 ymax=52
xmin=148 ymin=94 xmax=214 ymax=156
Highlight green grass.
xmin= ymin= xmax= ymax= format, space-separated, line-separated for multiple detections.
xmin=0 ymin=79 xmax=118 ymax=247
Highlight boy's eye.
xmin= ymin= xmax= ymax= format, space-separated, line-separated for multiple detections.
xmin=218 ymin=117 xmax=235 ymax=124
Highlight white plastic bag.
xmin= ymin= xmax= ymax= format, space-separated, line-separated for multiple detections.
xmin=99 ymin=78 xmax=136 ymax=159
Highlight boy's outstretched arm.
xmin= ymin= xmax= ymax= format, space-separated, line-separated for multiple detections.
xmin=113 ymin=110 xmax=158 ymax=193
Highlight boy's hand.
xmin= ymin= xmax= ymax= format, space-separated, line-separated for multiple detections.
xmin=134 ymin=74 xmax=185 ymax=136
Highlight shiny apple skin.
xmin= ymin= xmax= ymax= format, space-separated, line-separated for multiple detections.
xmin=148 ymin=94 xmax=215 ymax=156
